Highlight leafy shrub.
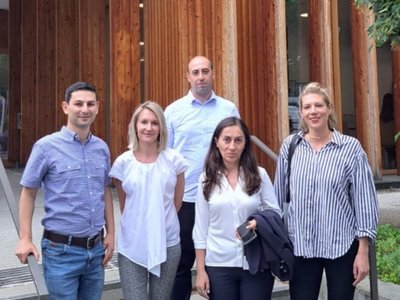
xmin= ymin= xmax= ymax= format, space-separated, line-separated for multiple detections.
xmin=375 ymin=224 xmax=400 ymax=285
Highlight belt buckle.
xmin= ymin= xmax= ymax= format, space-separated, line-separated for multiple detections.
xmin=87 ymin=235 xmax=95 ymax=249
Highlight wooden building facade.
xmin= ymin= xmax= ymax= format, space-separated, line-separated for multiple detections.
xmin=0 ymin=0 xmax=399 ymax=179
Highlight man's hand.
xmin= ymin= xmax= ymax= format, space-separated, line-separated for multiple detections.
xmin=102 ymin=233 xmax=115 ymax=266
xmin=15 ymin=238 xmax=39 ymax=264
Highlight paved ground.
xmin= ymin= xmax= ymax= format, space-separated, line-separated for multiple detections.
xmin=0 ymin=167 xmax=399 ymax=299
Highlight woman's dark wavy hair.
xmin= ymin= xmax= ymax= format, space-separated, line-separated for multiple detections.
xmin=202 ymin=117 xmax=261 ymax=200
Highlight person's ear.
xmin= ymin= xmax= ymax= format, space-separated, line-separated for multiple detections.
xmin=62 ymin=101 xmax=68 ymax=114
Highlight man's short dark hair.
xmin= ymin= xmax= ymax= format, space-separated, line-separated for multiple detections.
xmin=64 ymin=82 xmax=97 ymax=103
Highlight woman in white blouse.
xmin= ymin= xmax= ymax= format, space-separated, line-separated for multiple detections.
xmin=193 ymin=117 xmax=281 ymax=300
xmin=110 ymin=101 xmax=188 ymax=299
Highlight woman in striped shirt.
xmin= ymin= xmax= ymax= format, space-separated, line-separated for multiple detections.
xmin=274 ymin=82 xmax=378 ymax=300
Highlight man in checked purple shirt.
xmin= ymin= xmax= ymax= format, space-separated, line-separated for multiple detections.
xmin=15 ymin=82 xmax=115 ymax=299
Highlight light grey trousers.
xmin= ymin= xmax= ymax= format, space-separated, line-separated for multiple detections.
xmin=118 ymin=243 xmax=181 ymax=300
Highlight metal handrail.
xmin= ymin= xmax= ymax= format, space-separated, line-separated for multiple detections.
xmin=0 ymin=161 xmax=49 ymax=298
xmin=250 ymin=135 xmax=379 ymax=299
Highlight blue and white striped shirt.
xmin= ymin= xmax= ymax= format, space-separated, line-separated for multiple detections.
xmin=274 ymin=130 xmax=378 ymax=259
xmin=21 ymin=126 xmax=111 ymax=237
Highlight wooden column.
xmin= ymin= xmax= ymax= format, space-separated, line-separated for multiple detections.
xmin=7 ymin=0 xmax=21 ymax=164
xmin=20 ymin=0 xmax=38 ymax=164
xmin=350 ymin=2 xmax=381 ymax=178
xmin=392 ymin=46 xmax=400 ymax=175
xmin=309 ymin=0 xmax=334 ymax=88
xmin=237 ymin=0 xmax=287 ymax=175
xmin=55 ymin=0 xmax=79 ymax=128
xmin=109 ymin=0 xmax=141 ymax=161
xmin=79 ymin=0 xmax=107 ymax=141
xmin=275 ymin=0 xmax=290 ymax=142
xmin=37 ymin=0 xmax=56 ymax=137
xmin=309 ymin=0 xmax=342 ymax=130
xmin=219 ymin=0 xmax=238 ymax=106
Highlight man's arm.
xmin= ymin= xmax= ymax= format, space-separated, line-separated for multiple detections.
xmin=102 ymin=186 xmax=115 ymax=266
xmin=15 ymin=187 xmax=39 ymax=264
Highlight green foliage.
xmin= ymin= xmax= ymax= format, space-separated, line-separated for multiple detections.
xmin=355 ymin=0 xmax=400 ymax=47
xmin=376 ymin=224 xmax=400 ymax=284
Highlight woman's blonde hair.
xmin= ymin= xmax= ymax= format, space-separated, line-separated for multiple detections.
xmin=127 ymin=101 xmax=168 ymax=151
xmin=299 ymin=82 xmax=337 ymax=132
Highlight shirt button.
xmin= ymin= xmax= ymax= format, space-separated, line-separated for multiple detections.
xmin=87 ymin=176 xmax=90 ymax=178
xmin=92 ymin=209 xmax=95 ymax=212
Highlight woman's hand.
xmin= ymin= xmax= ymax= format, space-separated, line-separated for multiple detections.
xmin=196 ymin=269 xmax=210 ymax=299
xmin=246 ymin=219 xmax=257 ymax=230
xmin=353 ymin=238 xmax=370 ymax=286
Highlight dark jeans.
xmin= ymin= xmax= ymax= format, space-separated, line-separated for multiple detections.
xmin=290 ymin=240 xmax=358 ymax=300
xmin=206 ymin=266 xmax=275 ymax=300
xmin=170 ymin=202 xmax=195 ymax=300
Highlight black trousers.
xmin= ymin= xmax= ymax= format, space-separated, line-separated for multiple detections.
xmin=290 ymin=240 xmax=358 ymax=300
xmin=206 ymin=266 xmax=275 ymax=300
xmin=170 ymin=202 xmax=196 ymax=300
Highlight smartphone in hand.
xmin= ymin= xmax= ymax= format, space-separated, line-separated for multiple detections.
xmin=237 ymin=221 xmax=257 ymax=245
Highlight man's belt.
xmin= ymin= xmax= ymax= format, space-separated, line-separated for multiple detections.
xmin=43 ymin=229 xmax=103 ymax=249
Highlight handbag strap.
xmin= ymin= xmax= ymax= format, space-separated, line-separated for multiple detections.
xmin=284 ymin=134 xmax=301 ymax=234
xmin=286 ymin=134 xmax=301 ymax=203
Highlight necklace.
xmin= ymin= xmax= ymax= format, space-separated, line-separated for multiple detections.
xmin=308 ymin=131 xmax=331 ymax=140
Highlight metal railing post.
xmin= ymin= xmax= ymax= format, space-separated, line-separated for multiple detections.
xmin=250 ymin=135 xmax=379 ymax=299
xmin=0 ymin=161 xmax=49 ymax=298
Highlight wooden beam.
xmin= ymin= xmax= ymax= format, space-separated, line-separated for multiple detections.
xmin=308 ymin=0 xmax=334 ymax=99
xmin=350 ymin=2 xmax=381 ymax=178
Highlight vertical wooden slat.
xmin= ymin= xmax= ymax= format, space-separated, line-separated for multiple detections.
xmin=331 ymin=0 xmax=343 ymax=131
xmin=220 ymin=0 xmax=238 ymax=106
xmin=309 ymin=0 xmax=334 ymax=95
xmin=275 ymin=0 xmax=289 ymax=142
xmin=20 ymin=0 xmax=37 ymax=164
xmin=236 ymin=0 xmax=287 ymax=175
xmin=350 ymin=2 xmax=381 ymax=178
xmin=392 ymin=47 xmax=400 ymax=175
xmin=55 ymin=0 xmax=79 ymax=129
xmin=109 ymin=0 xmax=140 ymax=161
xmin=37 ymin=0 xmax=56 ymax=137
xmin=7 ymin=0 xmax=22 ymax=164
xmin=79 ymin=0 xmax=107 ymax=141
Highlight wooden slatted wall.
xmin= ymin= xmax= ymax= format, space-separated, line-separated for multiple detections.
xmin=109 ymin=0 xmax=141 ymax=160
xmin=7 ymin=0 xmax=21 ymax=164
xmin=37 ymin=0 xmax=56 ymax=137
xmin=20 ymin=0 xmax=38 ymax=164
xmin=55 ymin=0 xmax=79 ymax=128
xmin=9 ymin=0 xmax=110 ymax=165
xmin=145 ymin=0 xmax=236 ymax=108
xmin=79 ymin=0 xmax=107 ymax=139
